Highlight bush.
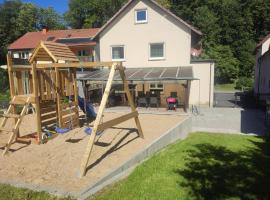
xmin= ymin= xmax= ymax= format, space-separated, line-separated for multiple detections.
xmin=235 ymin=77 xmax=254 ymax=90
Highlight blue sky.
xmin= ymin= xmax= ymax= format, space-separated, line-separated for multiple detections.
xmin=0 ymin=0 xmax=69 ymax=14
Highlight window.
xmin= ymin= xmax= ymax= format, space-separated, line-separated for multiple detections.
xmin=78 ymin=50 xmax=87 ymax=56
xmin=149 ymin=43 xmax=165 ymax=60
xmin=135 ymin=9 xmax=147 ymax=24
xmin=111 ymin=46 xmax=125 ymax=61
xmin=150 ymin=83 xmax=164 ymax=90
xmin=18 ymin=52 xmax=29 ymax=59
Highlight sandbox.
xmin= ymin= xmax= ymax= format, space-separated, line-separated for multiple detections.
xmin=0 ymin=112 xmax=190 ymax=198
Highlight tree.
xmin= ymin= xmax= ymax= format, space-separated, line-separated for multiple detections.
xmin=38 ymin=7 xmax=65 ymax=30
xmin=0 ymin=0 xmax=22 ymax=64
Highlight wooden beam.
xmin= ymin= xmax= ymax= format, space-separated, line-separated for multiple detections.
xmin=119 ymin=67 xmax=144 ymax=138
xmin=55 ymin=67 xmax=63 ymax=127
xmin=79 ymin=63 xmax=116 ymax=177
xmin=72 ymin=68 xmax=79 ymax=126
xmin=32 ymin=62 xmax=42 ymax=143
xmin=36 ymin=61 xmax=121 ymax=69
xmin=97 ymin=111 xmax=138 ymax=132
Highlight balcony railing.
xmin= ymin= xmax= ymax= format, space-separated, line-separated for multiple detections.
xmin=78 ymin=56 xmax=94 ymax=62
xmin=12 ymin=58 xmax=30 ymax=65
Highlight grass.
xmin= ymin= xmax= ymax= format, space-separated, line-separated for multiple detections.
xmin=0 ymin=90 xmax=10 ymax=101
xmin=215 ymin=83 xmax=237 ymax=92
xmin=1 ymin=132 xmax=270 ymax=200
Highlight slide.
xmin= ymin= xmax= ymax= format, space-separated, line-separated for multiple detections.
xmin=78 ymin=96 xmax=97 ymax=119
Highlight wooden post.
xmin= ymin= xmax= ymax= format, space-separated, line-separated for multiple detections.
xmin=72 ymin=68 xmax=79 ymax=126
xmin=7 ymin=54 xmax=20 ymax=139
xmin=119 ymin=67 xmax=144 ymax=138
xmin=79 ymin=64 xmax=116 ymax=177
xmin=32 ymin=61 xmax=42 ymax=143
xmin=55 ymin=67 xmax=63 ymax=127
xmin=184 ymin=80 xmax=191 ymax=112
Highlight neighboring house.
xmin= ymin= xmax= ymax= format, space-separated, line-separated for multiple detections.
xmin=254 ymin=33 xmax=270 ymax=101
xmin=8 ymin=0 xmax=214 ymax=108
xmin=8 ymin=28 xmax=99 ymax=63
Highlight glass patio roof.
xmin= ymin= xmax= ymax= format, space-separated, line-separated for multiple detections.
xmin=77 ymin=66 xmax=197 ymax=82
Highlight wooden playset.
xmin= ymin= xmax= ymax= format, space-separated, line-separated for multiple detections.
xmin=0 ymin=41 xmax=144 ymax=177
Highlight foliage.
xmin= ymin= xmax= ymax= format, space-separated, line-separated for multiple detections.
xmin=64 ymin=0 xmax=127 ymax=28
xmin=0 ymin=184 xmax=75 ymax=200
xmin=0 ymin=0 xmax=65 ymax=65
xmin=90 ymin=133 xmax=270 ymax=200
xmin=235 ymin=76 xmax=254 ymax=90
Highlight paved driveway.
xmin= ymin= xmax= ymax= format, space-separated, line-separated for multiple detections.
xmin=192 ymin=108 xmax=266 ymax=135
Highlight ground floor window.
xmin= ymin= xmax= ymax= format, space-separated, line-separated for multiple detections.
xmin=111 ymin=46 xmax=125 ymax=61
xmin=149 ymin=83 xmax=164 ymax=91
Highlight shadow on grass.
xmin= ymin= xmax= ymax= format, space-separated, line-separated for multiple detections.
xmin=175 ymin=137 xmax=270 ymax=200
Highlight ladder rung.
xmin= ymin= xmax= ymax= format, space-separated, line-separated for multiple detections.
xmin=0 ymin=127 xmax=14 ymax=132
xmin=3 ymin=114 xmax=20 ymax=118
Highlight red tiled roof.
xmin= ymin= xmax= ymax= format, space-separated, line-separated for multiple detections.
xmin=8 ymin=28 xmax=100 ymax=50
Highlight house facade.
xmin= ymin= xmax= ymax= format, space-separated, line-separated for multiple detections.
xmin=254 ymin=33 xmax=270 ymax=101
xmin=94 ymin=0 xmax=214 ymax=107
xmin=8 ymin=0 xmax=214 ymax=108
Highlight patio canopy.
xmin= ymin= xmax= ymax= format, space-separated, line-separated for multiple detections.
xmin=77 ymin=66 xmax=197 ymax=82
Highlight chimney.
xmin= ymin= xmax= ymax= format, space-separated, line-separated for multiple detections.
xmin=42 ymin=27 xmax=48 ymax=34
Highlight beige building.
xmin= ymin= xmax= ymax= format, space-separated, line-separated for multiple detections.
xmin=92 ymin=0 xmax=215 ymax=107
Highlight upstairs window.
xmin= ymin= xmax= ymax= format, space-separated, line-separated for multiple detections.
xmin=135 ymin=9 xmax=147 ymax=24
xmin=111 ymin=46 xmax=125 ymax=61
xmin=78 ymin=50 xmax=87 ymax=56
xmin=149 ymin=43 xmax=165 ymax=60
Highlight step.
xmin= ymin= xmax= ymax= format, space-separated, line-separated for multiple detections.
xmin=3 ymin=113 xmax=20 ymax=118
xmin=0 ymin=127 xmax=14 ymax=132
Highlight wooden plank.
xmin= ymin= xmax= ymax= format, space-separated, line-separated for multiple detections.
xmin=16 ymin=72 xmax=24 ymax=95
xmin=61 ymin=107 xmax=77 ymax=116
xmin=40 ymin=112 xmax=57 ymax=121
xmin=79 ymin=64 xmax=116 ymax=177
xmin=119 ymin=67 xmax=144 ymax=138
xmin=97 ymin=111 xmax=138 ymax=132
xmin=32 ymin=62 xmax=42 ymax=143
xmin=55 ymin=67 xmax=63 ymax=127
xmin=36 ymin=62 xmax=121 ymax=69
xmin=72 ymin=68 xmax=80 ymax=126
xmin=39 ymin=71 xmax=45 ymax=100
xmin=45 ymin=71 xmax=52 ymax=100
xmin=40 ymin=106 xmax=56 ymax=114
xmin=41 ymin=118 xmax=57 ymax=127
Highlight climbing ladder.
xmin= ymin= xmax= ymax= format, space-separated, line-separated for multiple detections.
xmin=0 ymin=96 xmax=31 ymax=155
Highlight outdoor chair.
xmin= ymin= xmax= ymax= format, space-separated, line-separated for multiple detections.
xmin=149 ymin=97 xmax=159 ymax=108
xmin=138 ymin=97 xmax=148 ymax=107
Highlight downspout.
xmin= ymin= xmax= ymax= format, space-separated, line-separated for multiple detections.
xmin=257 ymin=58 xmax=262 ymax=100
xmin=209 ymin=62 xmax=214 ymax=107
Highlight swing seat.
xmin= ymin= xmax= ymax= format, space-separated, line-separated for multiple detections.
xmin=55 ymin=127 xmax=70 ymax=134
xmin=84 ymin=127 xmax=103 ymax=136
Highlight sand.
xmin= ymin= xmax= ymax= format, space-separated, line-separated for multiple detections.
xmin=0 ymin=112 xmax=187 ymax=193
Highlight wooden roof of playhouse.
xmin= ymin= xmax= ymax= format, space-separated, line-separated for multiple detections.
xmin=29 ymin=41 xmax=79 ymax=63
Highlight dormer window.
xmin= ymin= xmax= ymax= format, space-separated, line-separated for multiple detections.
xmin=135 ymin=9 xmax=147 ymax=24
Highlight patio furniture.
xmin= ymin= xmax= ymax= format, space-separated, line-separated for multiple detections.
xmin=138 ymin=97 xmax=148 ymax=107
xmin=166 ymin=97 xmax=177 ymax=110
xmin=149 ymin=97 xmax=159 ymax=108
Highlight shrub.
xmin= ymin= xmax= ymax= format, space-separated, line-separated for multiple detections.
xmin=235 ymin=77 xmax=254 ymax=90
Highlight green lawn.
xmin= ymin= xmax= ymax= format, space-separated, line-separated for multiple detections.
xmin=215 ymin=83 xmax=237 ymax=92
xmin=1 ymin=132 xmax=270 ymax=200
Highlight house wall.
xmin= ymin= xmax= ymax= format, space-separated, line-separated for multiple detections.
xmin=98 ymin=0 xmax=191 ymax=67
xmin=254 ymin=38 xmax=270 ymax=94
xmin=136 ymin=81 xmax=186 ymax=107
xmin=189 ymin=62 xmax=215 ymax=107
xmin=256 ymin=50 xmax=270 ymax=101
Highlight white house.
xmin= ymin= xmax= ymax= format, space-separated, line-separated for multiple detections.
xmin=92 ymin=0 xmax=215 ymax=107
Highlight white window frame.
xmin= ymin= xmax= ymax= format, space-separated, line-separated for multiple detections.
xmin=149 ymin=82 xmax=164 ymax=90
xmin=111 ymin=45 xmax=125 ymax=61
xmin=135 ymin=9 xmax=148 ymax=24
xmin=149 ymin=42 xmax=165 ymax=60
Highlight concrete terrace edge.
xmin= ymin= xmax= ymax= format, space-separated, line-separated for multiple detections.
xmin=77 ymin=116 xmax=192 ymax=200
